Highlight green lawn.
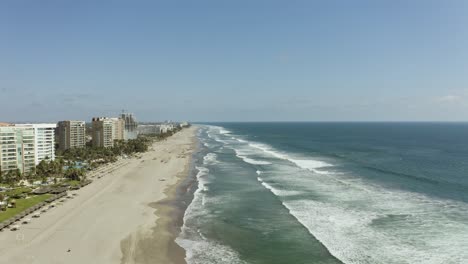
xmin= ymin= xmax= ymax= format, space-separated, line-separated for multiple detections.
xmin=0 ymin=194 xmax=52 ymax=222
xmin=66 ymin=180 xmax=81 ymax=187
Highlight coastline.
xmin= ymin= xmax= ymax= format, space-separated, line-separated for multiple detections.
xmin=0 ymin=127 xmax=197 ymax=264
xmin=121 ymin=126 xmax=199 ymax=264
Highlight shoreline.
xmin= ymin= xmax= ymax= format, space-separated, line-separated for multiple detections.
xmin=0 ymin=127 xmax=198 ymax=264
xmin=121 ymin=126 xmax=199 ymax=264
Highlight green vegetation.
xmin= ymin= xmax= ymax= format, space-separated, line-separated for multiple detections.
xmin=0 ymin=127 xmax=187 ymax=224
xmin=65 ymin=180 xmax=81 ymax=187
xmin=0 ymin=194 xmax=52 ymax=222
xmin=5 ymin=187 xmax=32 ymax=199
xmin=0 ymin=135 xmax=157 ymax=186
xmin=0 ymin=128 xmax=184 ymax=201
xmin=58 ymin=136 xmax=153 ymax=169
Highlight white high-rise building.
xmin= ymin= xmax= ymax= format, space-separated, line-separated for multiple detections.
xmin=0 ymin=124 xmax=35 ymax=173
xmin=15 ymin=124 xmax=57 ymax=165
xmin=0 ymin=123 xmax=56 ymax=174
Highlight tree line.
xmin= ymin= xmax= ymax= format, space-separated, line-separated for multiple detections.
xmin=0 ymin=134 xmax=162 ymax=186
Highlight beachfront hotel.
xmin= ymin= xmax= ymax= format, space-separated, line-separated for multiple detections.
xmin=0 ymin=123 xmax=56 ymax=174
xmin=57 ymin=120 xmax=86 ymax=151
xmin=92 ymin=117 xmax=115 ymax=148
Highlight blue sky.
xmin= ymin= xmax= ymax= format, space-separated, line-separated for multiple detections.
xmin=1 ymin=0 xmax=468 ymax=122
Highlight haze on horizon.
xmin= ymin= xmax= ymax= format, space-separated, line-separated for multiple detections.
xmin=1 ymin=0 xmax=468 ymax=122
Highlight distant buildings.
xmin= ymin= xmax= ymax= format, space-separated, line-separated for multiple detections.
xmin=138 ymin=122 xmax=187 ymax=135
xmin=159 ymin=123 xmax=176 ymax=134
xmin=121 ymin=113 xmax=138 ymax=140
xmin=0 ymin=123 xmax=56 ymax=174
xmin=91 ymin=113 xmax=139 ymax=147
xmin=137 ymin=124 xmax=160 ymax=135
xmin=92 ymin=117 xmax=115 ymax=148
xmin=57 ymin=121 xmax=86 ymax=151
xmin=0 ymin=111 xmax=145 ymax=173
xmin=110 ymin=117 xmax=125 ymax=141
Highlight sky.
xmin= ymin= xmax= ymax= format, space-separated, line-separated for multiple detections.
xmin=1 ymin=0 xmax=468 ymax=122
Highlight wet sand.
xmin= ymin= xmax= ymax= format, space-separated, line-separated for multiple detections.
xmin=0 ymin=127 xmax=197 ymax=264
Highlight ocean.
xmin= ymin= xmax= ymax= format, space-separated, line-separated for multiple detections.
xmin=176 ymin=122 xmax=468 ymax=264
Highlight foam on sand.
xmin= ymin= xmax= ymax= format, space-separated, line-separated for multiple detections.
xmin=176 ymin=236 xmax=246 ymax=264
xmin=177 ymin=161 xmax=245 ymax=264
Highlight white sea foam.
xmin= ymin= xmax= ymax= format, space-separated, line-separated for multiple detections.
xmin=177 ymin=161 xmax=245 ymax=264
xmin=256 ymin=170 xmax=263 ymax=175
xmin=232 ymin=148 xmax=272 ymax=165
xmin=289 ymin=159 xmax=332 ymax=170
xmin=245 ymin=142 xmax=334 ymax=174
xmin=260 ymin=179 xmax=304 ymax=197
xmin=197 ymin=125 xmax=468 ymax=263
xmin=238 ymin=156 xmax=272 ymax=165
xmin=206 ymin=125 xmax=231 ymax=135
xmin=203 ymin=153 xmax=218 ymax=165
xmin=219 ymin=129 xmax=231 ymax=134
xmin=248 ymin=142 xmax=289 ymax=160
xmin=289 ymin=159 xmax=333 ymax=174
xmin=176 ymin=236 xmax=246 ymax=264
xmin=259 ymin=167 xmax=468 ymax=264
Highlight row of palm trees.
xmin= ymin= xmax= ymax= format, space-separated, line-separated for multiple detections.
xmin=0 ymin=133 xmax=171 ymax=186
xmin=0 ymin=128 xmax=185 ymax=186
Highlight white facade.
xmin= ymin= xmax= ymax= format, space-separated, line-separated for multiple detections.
xmin=159 ymin=124 xmax=176 ymax=134
xmin=0 ymin=125 xmax=35 ymax=173
xmin=15 ymin=124 xmax=57 ymax=165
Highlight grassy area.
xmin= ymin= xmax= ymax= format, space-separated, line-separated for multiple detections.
xmin=0 ymin=194 xmax=52 ymax=222
xmin=66 ymin=180 xmax=81 ymax=187
xmin=5 ymin=187 xmax=32 ymax=198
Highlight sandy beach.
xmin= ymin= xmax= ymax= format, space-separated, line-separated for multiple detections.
xmin=0 ymin=127 xmax=197 ymax=264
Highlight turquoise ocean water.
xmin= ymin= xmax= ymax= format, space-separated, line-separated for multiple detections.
xmin=176 ymin=123 xmax=468 ymax=264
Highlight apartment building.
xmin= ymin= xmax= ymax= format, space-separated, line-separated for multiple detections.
xmin=110 ymin=118 xmax=125 ymax=141
xmin=92 ymin=117 xmax=114 ymax=148
xmin=0 ymin=124 xmax=35 ymax=174
xmin=16 ymin=124 xmax=57 ymax=165
xmin=0 ymin=123 xmax=56 ymax=174
xmin=57 ymin=121 xmax=86 ymax=151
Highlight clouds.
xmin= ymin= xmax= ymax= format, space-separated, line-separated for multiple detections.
xmin=435 ymin=95 xmax=463 ymax=103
